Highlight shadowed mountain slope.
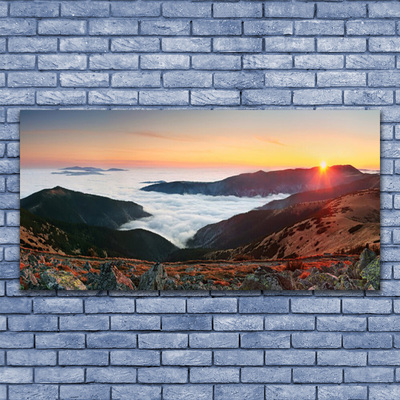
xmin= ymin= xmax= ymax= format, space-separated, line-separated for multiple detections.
xmin=21 ymin=186 xmax=150 ymax=229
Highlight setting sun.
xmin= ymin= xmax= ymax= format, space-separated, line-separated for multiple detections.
xmin=320 ymin=161 xmax=327 ymax=170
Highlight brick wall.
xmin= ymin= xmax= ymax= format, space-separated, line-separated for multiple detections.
xmin=0 ymin=1 xmax=399 ymax=399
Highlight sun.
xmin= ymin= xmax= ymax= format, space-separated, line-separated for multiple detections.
xmin=320 ymin=161 xmax=327 ymax=170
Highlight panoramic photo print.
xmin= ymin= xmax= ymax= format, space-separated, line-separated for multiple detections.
xmin=20 ymin=110 xmax=380 ymax=291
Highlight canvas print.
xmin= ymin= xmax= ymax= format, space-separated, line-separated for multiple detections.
xmin=20 ymin=110 xmax=380 ymax=291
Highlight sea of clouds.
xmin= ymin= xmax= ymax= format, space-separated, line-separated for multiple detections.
xmin=21 ymin=168 xmax=288 ymax=248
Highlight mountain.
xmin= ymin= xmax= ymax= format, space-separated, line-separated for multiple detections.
xmin=21 ymin=186 xmax=151 ymax=229
xmin=206 ymin=189 xmax=380 ymax=261
xmin=258 ymin=174 xmax=379 ymax=211
xmin=20 ymin=208 xmax=178 ymax=262
xmin=141 ymin=165 xmax=366 ymax=197
xmin=188 ymin=175 xmax=380 ymax=250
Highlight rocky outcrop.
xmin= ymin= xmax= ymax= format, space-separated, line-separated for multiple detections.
xmin=138 ymin=263 xmax=169 ymax=290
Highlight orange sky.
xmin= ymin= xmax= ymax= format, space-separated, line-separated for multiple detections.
xmin=20 ymin=110 xmax=380 ymax=170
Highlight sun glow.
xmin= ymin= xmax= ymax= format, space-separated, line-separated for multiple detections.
xmin=320 ymin=161 xmax=327 ymax=170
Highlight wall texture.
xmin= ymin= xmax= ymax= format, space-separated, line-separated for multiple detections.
xmin=0 ymin=0 xmax=399 ymax=399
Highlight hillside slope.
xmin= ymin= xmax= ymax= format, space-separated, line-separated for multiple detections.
xmin=21 ymin=186 xmax=150 ymax=229
xmin=207 ymin=189 xmax=380 ymax=261
xmin=20 ymin=208 xmax=177 ymax=262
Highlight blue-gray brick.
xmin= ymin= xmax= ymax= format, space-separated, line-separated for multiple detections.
xmin=265 ymin=71 xmax=315 ymax=87
xmin=265 ymin=385 xmax=316 ymax=400
xmin=346 ymin=55 xmax=395 ymax=70
xmin=242 ymin=89 xmax=291 ymax=105
xmin=60 ymin=315 xmax=109 ymax=331
xmin=162 ymin=38 xmax=210 ymax=53
xmin=39 ymin=19 xmax=86 ymax=35
xmin=190 ymin=367 xmax=239 ymax=383
xmin=0 ymin=333 xmax=33 ymax=348
xmin=292 ymin=332 xmax=341 ymax=349
xmin=189 ymin=332 xmax=238 ymax=348
xmin=214 ymin=38 xmax=262 ymax=53
xmin=60 ymin=38 xmax=109 ymax=53
xmin=214 ymin=349 xmax=263 ymax=366
xmin=0 ymin=54 xmax=35 ymax=70
xmin=345 ymin=367 xmax=394 ymax=383
xmin=244 ymin=21 xmax=292 ymax=36
xmin=296 ymin=20 xmax=344 ymax=36
xmin=163 ymin=71 xmax=211 ymax=88
xmin=9 ymin=37 xmax=57 ymax=53
xmin=162 ymin=350 xmax=211 ymax=366
xmin=163 ymin=2 xmax=210 ymax=18
xmin=85 ymin=298 xmax=135 ymax=313
xmin=318 ymin=350 xmax=366 ymax=366
xmin=369 ymin=3 xmax=400 ymax=18
xmin=62 ymin=2 xmax=110 ymax=17
xmin=265 ymin=350 xmax=315 ymax=365
xmin=60 ymin=72 xmax=109 ymax=88
xmin=112 ymin=71 xmax=160 ymax=87
xmin=9 ymin=385 xmax=58 ymax=400
xmin=343 ymin=299 xmax=391 ymax=314
xmin=86 ymin=367 xmax=136 ymax=383
xmin=265 ymin=37 xmax=314 ymax=52
xmin=318 ymin=71 xmax=366 ymax=87
xmin=317 ymin=316 xmax=366 ymax=331
xmin=112 ymin=385 xmax=161 ymax=400
xmin=37 ymin=90 xmax=86 ymax=105
xmin=265 ymin=2 xmax=314 ymax=18
xmin=8 ymin=315 xmax=57 ymax=331
xmin=213 ymin=3 xmax=262 ymax=18
xmin=347 ymin=20 xmax=395 ymax=36
xmin=241 ymin=332 xmax=290 ymax=349
xmin=294 ymin=367 xmax=342 ymax=383
xmin=343 ymin=333 xmax=392 ymax=349
xmin=318 ymin=385 xmax=367 ymax=400
xmin=59 ymin=350 xmax=109 ymax=366
xmin=292 ymin=298 xmax=341 ymax=313
xmin=90 ymin=19 xmax=138 ymax=35
xmin=317 ymin=3 xmax=366 ymax=19
xmin=10 ymin=2 xmax=59 ymax=17
xmin=87 ymin=332 xmax=136 ymax=349
xmin=215 ymin=385 xmax=264 ymax=400
xmin=141 ymin=54 xmax=189 ymax=70
xmin=193 ymin=20 xmax=241 ymax=36
xmin=0 ymin=367 xmax=32 ymax=383
xmin=38 ymin=54 xmax=87 ymax=70
xmin=110 ymin=350 xmax=159 ymax=366
xmin=163 ymin=385 xmax=212 ymax=400
xmin=8 ymin=72 xmax=57 ymax=88
xmin=138 ymin=367 xmax=187 ymax=383
xmin=139 ymin=333 xmax=187 ymax=349
xmin=112 ymin=2 xmax=160 ymax=17
xmin=369 ymin=350 xmax=400 ymax=365
xmin=36 ymin=333 xmax=85 ymax=349
xmin=162 ymin=315 xmax=211 ymax=331
xmin=140 ymin=21 xmax=189 ymax=36
xmin=193 ymin=54 xmax=241 ymax=70
xmin=318 ymin=38 xmax=366 ymax=53
xmin=214 ymin=315 xmax=263 ymax=331
xmin=191 ymin=90 xmax=239 ymax=106
xmin=139 ymin=90 xmax=188 ymax=105
xmin=296 ymin=55 xmax=344 ymax=69
xmin=345 ymin=90 xmax=393 ymax=105
xmin=90 ymin=54 xmax=138 ymax=70
xmin=0 ymin=19 xmax=36 ymax=36
xmin=111 ymin=315 xmax=160 ymax=330
xmin=111 ymin=37 xmax=159 ymax=53
xmin=35 ymin=367 xmax=84 ymax=383
xmin=60 ymin=385 xmax=110 ymax=400
xmin=265 ymin=315 xmax=315 ymax=331
xmin=89 ymin=89 xmax=138 ymax=105
xmin=242 ymin=367 xmax=291 ymax=383
xmin=7 ymin=349 xmax=56 ymax=366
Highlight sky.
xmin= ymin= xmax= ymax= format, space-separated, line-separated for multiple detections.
xmin=20 ymin=110 xmax=380 ymax=170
